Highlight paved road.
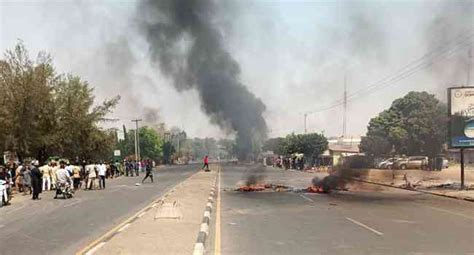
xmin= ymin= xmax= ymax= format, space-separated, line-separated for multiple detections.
xmin=215 ymin=164 xmax=474 ymax=255
xmin=0 ymin=165 xmax=198 ymax=255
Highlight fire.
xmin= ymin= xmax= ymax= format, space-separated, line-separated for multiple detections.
xmin=306 ymin=185 xmax=327 ymax=193
xmin=237 ymin=183 xmax=267 ymax=192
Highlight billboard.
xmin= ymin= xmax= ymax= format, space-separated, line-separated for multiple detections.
xmin=448 ymin=86 xmax=474 ymax=148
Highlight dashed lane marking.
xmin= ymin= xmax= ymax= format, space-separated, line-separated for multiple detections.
xmin=299 ymin=194 xmax=314 ymax=202
xmin=346 ymin=217 xmax=384 ymax=236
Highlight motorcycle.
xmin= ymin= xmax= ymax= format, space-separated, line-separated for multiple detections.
xmin=55 ymin=182 xmax=74 ymax=199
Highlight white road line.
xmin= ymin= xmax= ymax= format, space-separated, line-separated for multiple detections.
xmin=137 ymin=212 xmax=146 ymax=218
xmin=85 ymin=242 xmax=106 ymax=255
xmin=299 ymin=194 xmax=314 ymax=202
xmin=346 ymin=217 xmax=384 ymax=236
xmin=417 ymin=204 xmax=474 ymax=221
xmin=63 ymin=199 xmax=81 ymax=208
xmin=117 ymin=223 xmax=131 ymax=232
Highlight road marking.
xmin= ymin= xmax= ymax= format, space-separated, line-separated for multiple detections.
xmin=416 ymin=204 xmax=474 ymax=221
xmin=63 ymin=199 xmax=82 ymax=208
xmin=84 ymin=242 xmax=106 ymax=255
xmin=299 ymin=194 xmax=314 ymax=202
xmin=214 ymin=165 xmax=222 ymax=255
xmin=117 ymin=223 xmax=130 ymax=233
xmin=137 ymin=212 xmax=146 ymax=218
xmin=346 ymin=217 xmax=384 ymax=236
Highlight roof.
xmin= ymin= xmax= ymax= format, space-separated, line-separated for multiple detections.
xmin=328 ymin=144 xmax=360 ymax=153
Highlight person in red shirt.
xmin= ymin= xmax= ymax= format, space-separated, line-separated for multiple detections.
xmin=202 ymin=155 xmax=209 ymax=171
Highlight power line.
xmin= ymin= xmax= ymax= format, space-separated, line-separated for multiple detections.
xmin=306 ymin=32 xmax=474 ymax=114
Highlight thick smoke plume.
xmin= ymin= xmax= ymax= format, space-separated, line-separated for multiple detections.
xmin=137 ymin=0 xmax=267 ymax=160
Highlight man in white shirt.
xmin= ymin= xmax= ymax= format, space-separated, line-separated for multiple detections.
xmin=86 ymin=162 xmax=97 ymax=190
xmin=55 ymin=161 xmax=72 ymax=199
xmin=97 ymin=161 xmax=107 ymax=190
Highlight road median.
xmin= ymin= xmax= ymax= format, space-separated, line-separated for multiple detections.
xmin=84 ymin=166 xmax=218 ymax=255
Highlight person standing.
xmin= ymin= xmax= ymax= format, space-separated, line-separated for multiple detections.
xmin=30 ymin=161 xmax=42 ymax=200
xmin=134 ymin=160 xmax=139 ymax=177
xmin=142 ymin=160 xmax=154 ymax=183
xmin=98 ymin=161 xmax=107 ymax=190
xmin=50 ymin=161 xmax=59 ymax=190
xmin=22 ymin=164 xmax=32 ymax=195
xmin=72 ymin=165 xmax=81 ymax=190
xmin=202 ymin=155 xmax=210 ymax=172
xmin=85 ymin=162 xmax=97 ymax=190
xmin=40 ymin=163 xmax=51 ymax=191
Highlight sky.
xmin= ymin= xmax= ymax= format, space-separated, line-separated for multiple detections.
xmin=1 ymin=0 xmax=473 ymax=139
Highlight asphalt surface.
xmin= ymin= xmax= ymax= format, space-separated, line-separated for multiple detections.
xmin=0 ymin=165 xmax=198 ymax=255
xmin=216 ymin=164 xmax=474 ymax=255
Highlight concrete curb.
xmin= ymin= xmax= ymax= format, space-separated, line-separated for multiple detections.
xmin=193 ymin=177 xmax=218 ymax=255
xmin=352 ymin=178 xmax=474 ymax=203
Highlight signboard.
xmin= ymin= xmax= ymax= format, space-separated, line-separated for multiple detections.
xmin=448 ymin=87 xmax=474 ymax=148
xmin=114 ymin=150 xmax=121 ymax=157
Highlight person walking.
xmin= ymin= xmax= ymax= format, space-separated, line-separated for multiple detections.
xmin=40 ymin=163 xmax=51 ymax=191
xmin=30 ymin=161 xmax=42 ymax=200
xmin=202 ymin=155 xmax=210 ymax=172
xmin=142 ymin=160 xmax=154 ymax=183
xmin=98 ymin=161 xmax=107 ymax=190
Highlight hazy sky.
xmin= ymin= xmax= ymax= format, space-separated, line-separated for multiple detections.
xmin=1 ymin=0 xmax=473 ymax=139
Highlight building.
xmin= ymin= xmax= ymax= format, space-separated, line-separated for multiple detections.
xmin=318 ymin=136 xmax=362 ymax=166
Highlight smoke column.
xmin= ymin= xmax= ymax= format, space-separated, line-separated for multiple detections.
xmin=136 ymin=0 xmax=267 ymax=160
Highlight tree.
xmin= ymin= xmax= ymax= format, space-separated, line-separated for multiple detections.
xmin=0 ymin=42 xmax=120 ymax=162
xmin=262 ymin=137 xmax=286 ymax=155
xmin=162 ymin=141 xmax=175 ymax=164
xmin=360 ymin=91 xmax=447 ymax=158
xmin=138 ymin=126 xmax=163 ymax=160
xmin=283 ymin=133 xmax=328 ymax=160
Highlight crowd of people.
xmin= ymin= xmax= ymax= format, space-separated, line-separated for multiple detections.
xmin=0 ymin=159 xmax=156 ymax=206
xmin=265 ymin=154 xmax=306 ymax=170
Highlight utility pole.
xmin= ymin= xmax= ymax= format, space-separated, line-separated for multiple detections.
xmin=342 ymin=74 xmax=347 ymax=138
xmin=468 ymin=47 xmax=472 ymax=85
xmin=304 ymin=113 xmax=308 ymax=134
xmin=131 ymin=119 xmax=142 ymax=161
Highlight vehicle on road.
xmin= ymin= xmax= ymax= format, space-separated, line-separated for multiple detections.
xmin=395 ymin=156 xmax=428 ymax=170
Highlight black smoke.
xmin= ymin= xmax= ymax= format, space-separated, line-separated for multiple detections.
xmin=137 ymin=0 xmax=267 ymax=160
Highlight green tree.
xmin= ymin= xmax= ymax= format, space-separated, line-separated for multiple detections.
xmin=283 ymin=133 xmax=328 ymax=160
xmin=262 ymin=137 xmax=286 ymax=155
xmin=0 ymin=42 xmax=120 ymax=162
xmin=360 ymin=91 xmax=447 ymax=158
xmin=138 ymin=126 xmax=163 ymax=160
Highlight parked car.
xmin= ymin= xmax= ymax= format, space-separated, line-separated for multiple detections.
xmin=377 ymin=158 xmax=396 ymax=169
xmin=395 ymin=156 xmax=428 ymax=170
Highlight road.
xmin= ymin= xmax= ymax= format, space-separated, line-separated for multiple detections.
xmin=0 ymin=165 xmax=198 ymax=255
xmin=213 ymin=164 xmax=474 ymax=255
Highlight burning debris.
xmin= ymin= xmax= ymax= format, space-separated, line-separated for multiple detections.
xmin=307 ymin=175 xmax=341 ymax=193
xmin=235 ymin=183 xmax=291 ymax=192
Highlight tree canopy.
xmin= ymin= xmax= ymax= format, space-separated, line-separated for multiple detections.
xmin=0 ymin=42 xmax=119 ymax=162
xmin=360 ymin=91 xmax=447 ymax=158
xmin=263 ymin=133 xmax=328 ymax=159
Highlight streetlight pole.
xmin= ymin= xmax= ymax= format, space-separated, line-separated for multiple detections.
xmin=131 ymin=119 xmax=142 ymax=161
